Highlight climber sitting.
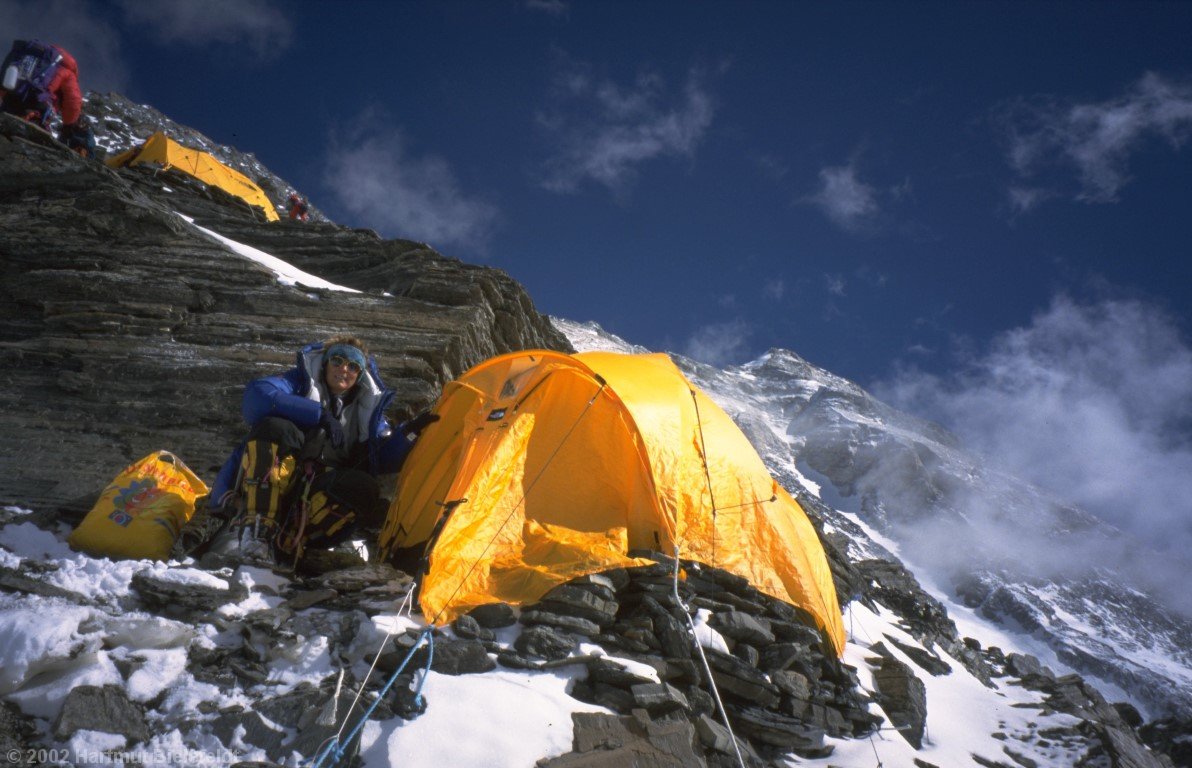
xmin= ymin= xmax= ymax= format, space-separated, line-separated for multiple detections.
xmin=175 ymin=335 xmax=438 ymax=568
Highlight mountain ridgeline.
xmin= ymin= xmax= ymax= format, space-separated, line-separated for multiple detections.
xmin=0 ymin=93 xmax=1188 ymax=767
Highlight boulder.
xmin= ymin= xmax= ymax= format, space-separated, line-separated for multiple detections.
xmin=538 ymin=711 xmax=706 ymax=768
xmin=533 ymin=584 xmax=619 ymax=628
xmin=451 ymin=614 xmax=495 ymax=642
xmin=211 ymin=709 xmax=286 ymax=755
xmin=731 ymin=706 xmax=829 ymax=755
xmin=515 ymin=625 xmax=578 ymax=661
xmin=467 ymin=603 xmax=517 ymax=628
xmin=53 ymin=684 xmax=150 ymax=743
xmin=630 ymin=682 xmax=691 ymax=716
xmin=131 ymin=568 xmax=246 ymax=614
xmin=520 ymin=609 xmax=602 ymax=637
xmin=586 ymin=659 xmax=657 ymax=689
xmin=708 ymin=611 xmax=775 ymax=647
xmin=0 ymin=701 xmax=38 ymax=768
xmin=409 ymin=638 xmax=496 ymax=676
xmin=872 ymin=656 xmax=927 ymax=749
xmin=702 ymin=649 xmax=779 ymax=709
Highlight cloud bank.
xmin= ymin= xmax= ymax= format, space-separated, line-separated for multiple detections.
xmin=117 ymin=0 xmax=292 ymax=59
xmin=876 ymin=295 xmax=1192 ymax=609
xmin=1002 ymin=72 xmax=1192 ymax=208
xmin=538 ymin=57 xmax=716 ymax=195
xmin=323 ymin=115 xmax=499 ymax=253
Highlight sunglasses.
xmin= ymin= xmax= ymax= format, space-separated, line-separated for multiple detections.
xmin=328 ymin=355 xmax=362 ymax=374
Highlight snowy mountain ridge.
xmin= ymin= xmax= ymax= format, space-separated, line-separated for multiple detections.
xmin=555 ymin=317 xmax=1192 ymax=724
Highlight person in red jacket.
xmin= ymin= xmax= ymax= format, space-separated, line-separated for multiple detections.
xmin=288 ymin=192 xmax=310 ymax=222
xmin=1 ymin=39 xmax=93 ymax=156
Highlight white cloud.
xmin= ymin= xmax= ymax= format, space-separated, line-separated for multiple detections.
xmin=538 ymin=58 xmax=716 ymax=195
xmin=117 ymin=0 xmax=292 ymax=60
xmin=1003 ymin=72 xmax=1192 ymax=204
xmin=825 ymin=273 xmax=846 ymax=296
xmin=854 ymin=264 xmax=888 ymax=289
xmin=1007 ymin=185 xmax=1053 ymax=215
xmin=525 ymin=0 xmax=568 ymax=16
xmin=323 ymin=115 xmax=499 ymax=253
xmin=751 ymin=153 xmax=789 ymax=181
xmin=804 ymin=163 xmax=880 ymax=232
xmin=763 ymin=278 xmax=785 ymax=301
xmin=683 ymin=319 xmax=751 ymax=367
xmin=876 ymin=295 xmax=1192 ymax=612
xmin=0 ymin=0 xmax=129 ymax=92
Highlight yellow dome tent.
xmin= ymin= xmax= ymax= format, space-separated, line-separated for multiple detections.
xmin=379 ymin=350 xmax=846 ymax=656
xmin=106 ymin=132 xmax=279 ymax=222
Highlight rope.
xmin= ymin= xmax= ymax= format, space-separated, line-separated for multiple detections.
xmin=868 ymin=731 xmax=884 ymax=766
xmin=338 ymin=589 xmax=417 ymax=738
xmin=304 ymin=586 xmax=421 ymax=767
xmin=693 ymin=495 xmax=778 ymax=515
xmin=430 ymin=381 xmax=606 ymax=625
xmin=848 ymin=603 xmax=877 ymax=645
xmin=307 ymin=626 xmax=435 ymax=768
xmin=671 ymin=547 xmax=746 ymax=768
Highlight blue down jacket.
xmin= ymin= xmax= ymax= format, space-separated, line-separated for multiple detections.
xmin=210 ymin=342 xmax=414 ymax=503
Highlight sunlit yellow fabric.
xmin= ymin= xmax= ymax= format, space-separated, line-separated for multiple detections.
xmin=69 ymin=451 xmax=208 ymax=561
xmin=106 ymin=132 xmax=279 ymax=221
xmin=379 ymin=350 xmax=846 ymax=655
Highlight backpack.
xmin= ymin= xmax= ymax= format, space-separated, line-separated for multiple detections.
xmin=69 ymin=451 xmax=209 ymax=561
xmin=1 ymin=40 xmax=64 ymax=126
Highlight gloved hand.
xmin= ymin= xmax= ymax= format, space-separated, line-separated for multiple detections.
xmin=405 ymin=412 xmax=440 ymax=437
xmin=319 ymin=407 xmax=345 ymax=449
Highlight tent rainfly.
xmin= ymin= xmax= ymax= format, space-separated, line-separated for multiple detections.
xmin=379 ymin=350 xmax=847 ymax=656
xmin=106 ymin=132 xmax=279 ymax=221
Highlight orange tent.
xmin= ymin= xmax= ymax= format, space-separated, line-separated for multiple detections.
xmin=379 ymin=350 xmax=846 ymax=655
xmin=106 ymin=132 xmax=279 ymax=221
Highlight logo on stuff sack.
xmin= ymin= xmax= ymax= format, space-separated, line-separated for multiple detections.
xmin=487 ymin=408 xmax=507 ymax=421
xmin=108 ymin=479 xmax=163 ymax=527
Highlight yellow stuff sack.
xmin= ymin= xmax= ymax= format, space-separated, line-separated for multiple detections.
xmin=69 ymin=451 xmax=209 ymax=561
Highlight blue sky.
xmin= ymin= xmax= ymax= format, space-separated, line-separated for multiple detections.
xmin=7 ymin=1 xmax=1192 ymax=557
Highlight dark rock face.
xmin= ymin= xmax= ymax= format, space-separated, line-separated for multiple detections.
xmin=551 ymin=557 xmax=879 ymax=764
xmin=409 ymin=637 xmax=497 ymax=676
xmin=977 ymin=648 xmax=1178 ymax=768
xmin=53 ymin=684 xmax=150 ymax=743
xmin=1139 ymin=716 xmax=1192 ymax=768
xmin=516 ymin=625 xmax=578 ymax=661
xmin=130 ymin=568 xmax=247 ymax=614
xmin=538 ymin=711 xmax=708 ymax=768
xmin=0 ymin=110 xmax=570 ymax=517
xmin=467 ymin=602 xmax=518 ymax=628
xmin=0 ymin=701 xmax=38 ymax=767
xmin=872 ymin=656 xmax=928 ymax=749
